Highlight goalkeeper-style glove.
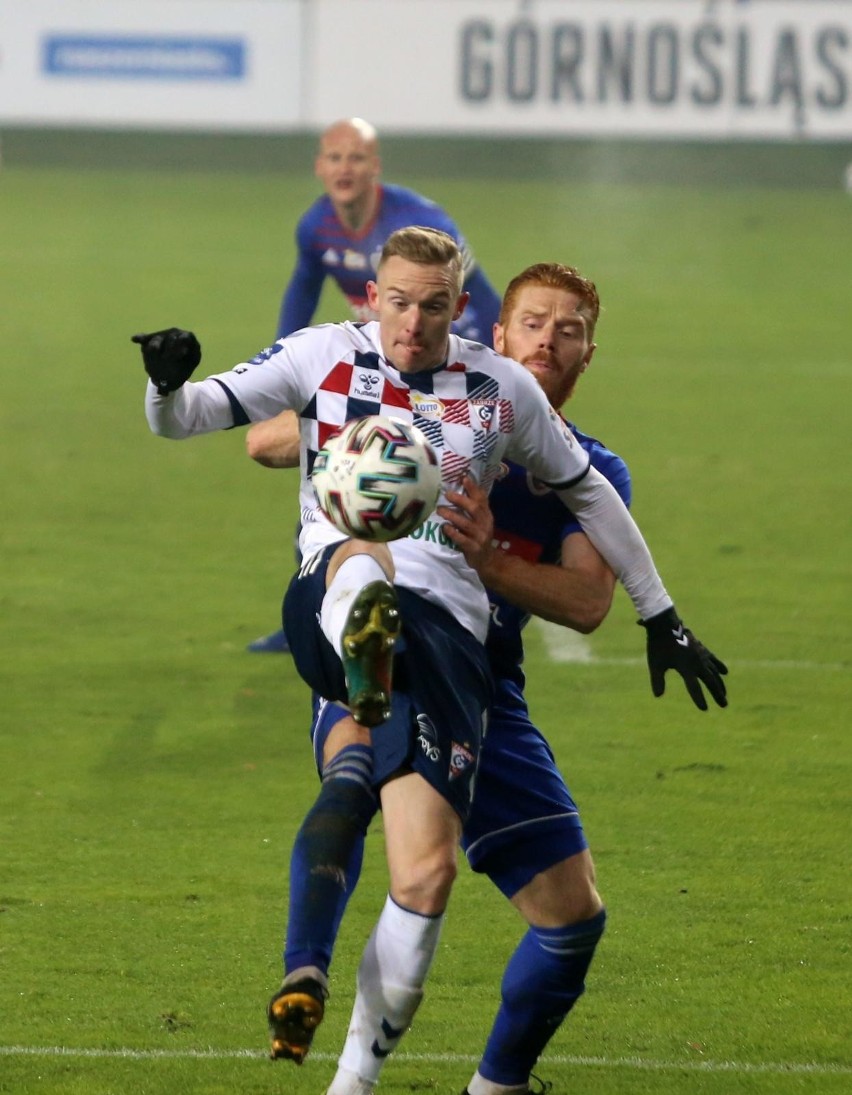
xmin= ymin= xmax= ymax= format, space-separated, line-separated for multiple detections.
xmin=132 ymin=328 xmax=201 ymax=395
xmin=640 ymin=606 xmax=728 ymax=711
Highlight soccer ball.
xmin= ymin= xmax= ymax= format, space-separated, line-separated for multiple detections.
xmin=312 ymin=415 xmax=442 ymax=543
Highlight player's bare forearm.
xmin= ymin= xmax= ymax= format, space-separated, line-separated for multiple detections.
xmin=481 ymin=540 xmax=615 ymax=634
xmin=438 ymin=477 xmax=615 ymax=633
xmin=246 ymin=410 xmax=301 ymax=469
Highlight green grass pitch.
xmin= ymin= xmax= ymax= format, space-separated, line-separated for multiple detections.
xmin=1 ymin=131 xmax=850 ymax=1094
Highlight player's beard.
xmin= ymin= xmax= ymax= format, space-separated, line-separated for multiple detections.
xmin=518 ymin=352 xmax=581 ymax=407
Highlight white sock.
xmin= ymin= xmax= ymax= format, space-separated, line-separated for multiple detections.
xmin=320 ymin=554 xmax=388 ymax=658
xmin=333 ymin=894 xmax=444 ymax=1085
xmin=325 ymin=1070 xmax=375 ymax=1095
xmin=466 ymin=1072 xmax=531 ymax=1095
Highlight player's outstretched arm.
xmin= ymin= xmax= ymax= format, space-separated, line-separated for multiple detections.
xmin=640 ymin=607 xmax=728 ymax=711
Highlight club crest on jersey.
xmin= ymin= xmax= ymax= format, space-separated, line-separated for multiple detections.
xmin=449 ymin=741 xmax=475 ymax=780
xmin=352 ymin=372 xmax=382 ymax=399
xmin=410 ymin=391 xmax=444 ymax=418
xmin=471 ymin=399 xmax=497 ymax=430
xmin=416 ymin=714 xmax=441 ymax=762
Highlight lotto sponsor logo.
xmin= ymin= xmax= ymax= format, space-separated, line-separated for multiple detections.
xmin=410 ymin=391 xmax=445 ymax=418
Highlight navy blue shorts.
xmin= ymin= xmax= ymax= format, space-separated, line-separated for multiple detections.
xmin=311 ymin=672 xmax=588 ymax=898
xmin=460 ymin=677 xmax=588 ymax=898
xmin=285 ymin=545 xmax=493 ymax=821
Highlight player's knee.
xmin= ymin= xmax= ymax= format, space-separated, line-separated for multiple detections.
xmin=567 ymin=879 xmax=604 ymax=925
xmin=514 ymin=850 xmax=604 ymax=928
xmin=321 ymin=716 xmax=370 ymax=768
xmin=533 ymin=887 xmax=603 ymax=929
xmin=327 ymin=539 xmax=394 ymax=584
xmin=391 ymin=846 xmax=457 ymax=915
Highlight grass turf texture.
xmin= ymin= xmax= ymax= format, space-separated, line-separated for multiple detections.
xmin=1 ymin=132 xmax=850 ymax=1094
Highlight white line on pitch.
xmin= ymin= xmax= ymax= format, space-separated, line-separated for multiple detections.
xmin=531 ymin=620 xmax=849 ymax=671
xmin=1 ymin=1045 xmax=850 ymax=1075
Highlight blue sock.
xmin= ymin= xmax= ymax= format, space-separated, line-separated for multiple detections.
xmin=284 ymin=744 xmax=377 ymax=976
xmin=478 ymin=908 xmax=607 ymax=1085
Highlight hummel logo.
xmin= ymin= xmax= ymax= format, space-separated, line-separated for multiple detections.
xmin=672 ymin=624 xmax=690 ymax=647
xmin=371 ymin=1017 xmax=405 ymax=1058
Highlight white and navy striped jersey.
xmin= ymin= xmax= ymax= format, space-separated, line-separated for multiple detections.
xmin=146 ymin=320 xmax=670 ymax=640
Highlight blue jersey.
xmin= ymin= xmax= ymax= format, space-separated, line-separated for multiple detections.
xmin=486 ymin=423 xmax=632 ymax=685
xmin=277 ymin=182 xmax=501 ymax=346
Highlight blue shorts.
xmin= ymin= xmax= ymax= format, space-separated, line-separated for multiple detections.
xmin=311 ymin=673 xmax=587 ymax=899
xmin=285 ymin=545 xmax=493 ymax=821
xmin=461 ymin=677 xmax=588 ymax=898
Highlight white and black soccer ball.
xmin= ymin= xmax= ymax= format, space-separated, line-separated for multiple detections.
xmin=312 ymin=415 xmax=442 ymax=543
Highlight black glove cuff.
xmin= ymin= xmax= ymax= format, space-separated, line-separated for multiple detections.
xmin=639 ymin=605 xmax=680 ymax=634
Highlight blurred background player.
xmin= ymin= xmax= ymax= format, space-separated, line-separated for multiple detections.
xmin=278 ymin=116 xmax=500 ymax=344
xmin=247 ymin=117 xmax=501 ymax=653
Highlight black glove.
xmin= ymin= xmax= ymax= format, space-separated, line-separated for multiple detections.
xmin=640 ymin=606 xmax=728 ymax=711
xmin=132 ymin=328 xmax=201 ymax=395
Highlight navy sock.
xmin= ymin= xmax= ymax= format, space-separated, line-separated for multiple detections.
xmin=479 ymin=908 xmax=607 ymax=1085
xmin=284 ymin=744 xmax=377 ymax=976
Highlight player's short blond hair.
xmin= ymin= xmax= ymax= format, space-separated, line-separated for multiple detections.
xmin=501 ymin=263 xmax=601 ymax=338
xmin=379 ymin=227 xmax=465 ymax=294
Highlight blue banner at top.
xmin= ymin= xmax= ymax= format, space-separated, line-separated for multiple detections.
xmin=42 ymin=35 xmax=247 ymax=80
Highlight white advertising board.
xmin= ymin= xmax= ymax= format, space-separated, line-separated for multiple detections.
xmin=310 ymin=0 xmax=852 ymax=140
xmin=0 ymin=0 xmax=303 ymax=129
xmin=0 ymin=1 xmax=849 ymax=139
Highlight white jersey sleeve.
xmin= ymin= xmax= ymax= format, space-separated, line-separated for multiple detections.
xmin=144 ymin=328 xmax=325 ymax=438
